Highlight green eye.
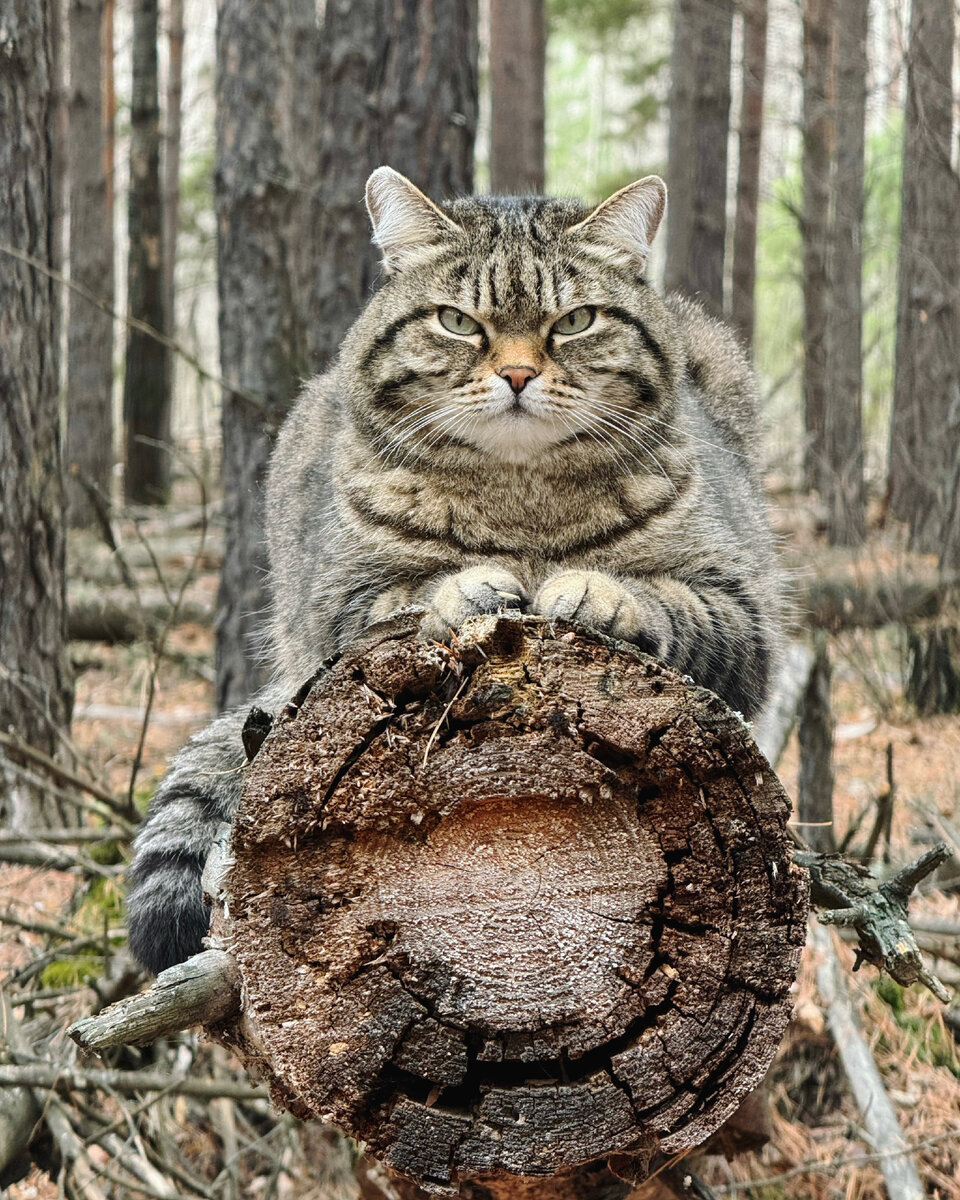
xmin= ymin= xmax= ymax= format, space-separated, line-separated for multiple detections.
xmin=551 ymin=306 xmax=595 ymax=336
xmin=438 ymin=307 xmax=481 ymax=336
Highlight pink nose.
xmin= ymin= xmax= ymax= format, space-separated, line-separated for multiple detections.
xmin=498 ymin=365 xmax=539 ymax=393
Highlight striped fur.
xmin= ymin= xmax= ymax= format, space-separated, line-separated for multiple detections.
xmin=127 ymin=170 xmax=783 ymax=973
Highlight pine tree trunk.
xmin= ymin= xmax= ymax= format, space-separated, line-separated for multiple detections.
xmin=797 ymin=635 xmax=836 ymax=853
xmin=489 ymin=0 xmax=545 ymax=195
xmin=162 ymin=0 xmax=183 ymax=361
xmin=66 ymin=0 xmax=115 ymax=529
xmin=801 ymin=0 xmax=834 ymax=491
xmin=214 ymin=0 xmax=317 ymax=712
xmin=307 ymin=0 xmax=478 ymax=373
xmin=665 ymin=0 xmax=734 ymax=315
xmin=822 ymin=0 xmax=866 ymax=546
xmin=730 ymin=0 xmax=767 ymax=348
xmin=123 ymin=0 xmax=170 ymax=504
xmin=888 ymin=0 xmax=960 ymax=550
xmin=103 ymin=0 xmax=115 ymax=221
xmin=0 ymin=0 xmax=75 ymax=828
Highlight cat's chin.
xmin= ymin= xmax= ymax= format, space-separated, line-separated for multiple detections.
xmin=461 ymin=415 xmax=569 ymax=465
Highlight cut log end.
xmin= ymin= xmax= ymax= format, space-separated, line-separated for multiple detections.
xmin=217 ymin=613 xmax=807 ymax=1191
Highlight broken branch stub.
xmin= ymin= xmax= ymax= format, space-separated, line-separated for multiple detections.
xmin=212 ymin=613 xmax=806 ymax=1192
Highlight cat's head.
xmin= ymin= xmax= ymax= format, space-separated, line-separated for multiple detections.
xmin=340 ymin=167 xmax=683 ymax=468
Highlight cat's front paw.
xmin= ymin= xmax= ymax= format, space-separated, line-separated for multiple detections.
xmin=421 ymin=564 xmax=527 ymax=640
xmin=533 ymin=570 xmax=660 ymax=648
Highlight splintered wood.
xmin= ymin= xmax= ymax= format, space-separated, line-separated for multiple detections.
xmin=218 ymin=613 xmax=807 ymax=1192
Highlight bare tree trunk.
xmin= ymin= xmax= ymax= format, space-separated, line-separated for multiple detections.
xmin=307 ymin=0 xmax=478 ymax=373
xmin=66 ymin=0 xmax=115 ymax=528
xmin=103 ymin=0 xmax=115 ymax=221
xmin=123 ymin=0 xmax=170 ymax=505
xmin=665 ymin=0 xmax=734 ymax=315
xmin=489 ymin=0 xmax=545 ymax=194
xmin=730 ymin=0 xmax=767 ymax=348
xmin=801 ymin=0 xmax=834 ymax=491
xmin=162 ymin=0 xmax=183 ymax=359
xmin=888 ymin=0 xmax=960 ymax=550
xmin=0 ymin=0 xmax=75 ymax=828
xmin=214 ymin=0 xmax=317 ymax=711
xmin=797 ymin=635 xmax=836 ymax=853
xmin=823 ymin=0 xmax=866 ymax=546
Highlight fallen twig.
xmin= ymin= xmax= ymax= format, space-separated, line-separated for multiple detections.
xmin=811 ymin=922 xmax=926 ymax=1200
xmin=712 ymin=1131 xmax=960 ymax=1192
xmin=0 ymin=730 xmax=119 ymax=809
xmin=0 ymin=1063 xmax=267 ymax=1102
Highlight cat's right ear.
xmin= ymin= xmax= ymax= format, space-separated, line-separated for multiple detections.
xmin=566 ymin=176 xmax=667 ymax=271
xmin=365 ymin=167 xmax=462 ymax=272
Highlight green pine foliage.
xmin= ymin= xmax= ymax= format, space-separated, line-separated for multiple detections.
xmin=546 ymin=0 xmax=668 ymax=203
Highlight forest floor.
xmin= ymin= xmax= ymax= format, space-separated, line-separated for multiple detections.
xmin=3 ymin=474 xmax=960 ymax=1200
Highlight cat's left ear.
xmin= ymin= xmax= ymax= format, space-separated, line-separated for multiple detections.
xmin=365 ymin=166 xmax=462 ymax=272
xmin=566 ymin=176 xmax=667 ymax=270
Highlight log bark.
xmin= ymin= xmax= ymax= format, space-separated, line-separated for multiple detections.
xmin=150 ymin=612 xmax=802 ymax=1193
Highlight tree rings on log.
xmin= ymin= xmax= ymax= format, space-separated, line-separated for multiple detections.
xmin=219 ymin=613 xmax=807 ymax=1191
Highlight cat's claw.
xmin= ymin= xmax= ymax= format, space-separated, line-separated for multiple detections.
xmin=420 ymin=565 xmax=528 ymax=641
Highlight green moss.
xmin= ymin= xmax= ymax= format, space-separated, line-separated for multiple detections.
xmin=40 ymin=954 xmax=103 ymax=989
xmin=873 ymin=976 xmax=960 ymax=1075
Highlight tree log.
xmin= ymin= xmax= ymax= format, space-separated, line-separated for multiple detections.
xmin=198 ymin=612 xmax=806 ymax=1193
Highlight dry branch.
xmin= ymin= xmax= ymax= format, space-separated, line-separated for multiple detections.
xmin=802 ymin=572 xmax=958 ymax=631
xmin=812 ymin=924 xmax=925 ymax=1200
xmin=0 ymin=1063 xmax=267 ymax=1102
xmin=798 ymin=843 xmax=952 ymax=1000
xmin=69 ymin=949 xmax=240 ymax=1050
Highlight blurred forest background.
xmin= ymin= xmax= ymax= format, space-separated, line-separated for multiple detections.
xmin=2 ymin=0 xmax=960 ymax=1198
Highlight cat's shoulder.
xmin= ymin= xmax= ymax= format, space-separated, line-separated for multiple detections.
xmin=268 ymin=369 xmax=343 ymax=509
xmin=664 ymin=292 xmax=759 ymax=459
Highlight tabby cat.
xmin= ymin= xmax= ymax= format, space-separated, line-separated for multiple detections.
xmin=127 ymin=167 xmax=783 ymax=975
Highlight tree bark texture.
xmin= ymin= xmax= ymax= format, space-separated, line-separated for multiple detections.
xmin=66 ymin=0 xmax=115 ymax=529
xmin=308 ymin=0 xmax=478 ymax=373
xmin=665 ymin=0 xmax=734 ymax=316
xmin=888 ymin=0 xmax=960 ymax=551
xmin=489 ymin=0 xmax=546 ymax=195
xmin=162 ymin=0 xmax=183 ymax=355
xmin=0 ymin=0 xmax=75 ymax=828
xmin=214 ymin=0 xmax=317 ymax=712
xmin=801 ymin=0 xmax=834 ymax=491
xmin=212 ymin=614 xmax=806 ymax=1193
xmin=123 ymin=0 xmax=170 ymax=505
xmin=730 ymin=0 xmax=767 ymax=348
xmin=822 ymin=0 xmax=866 ymax=547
